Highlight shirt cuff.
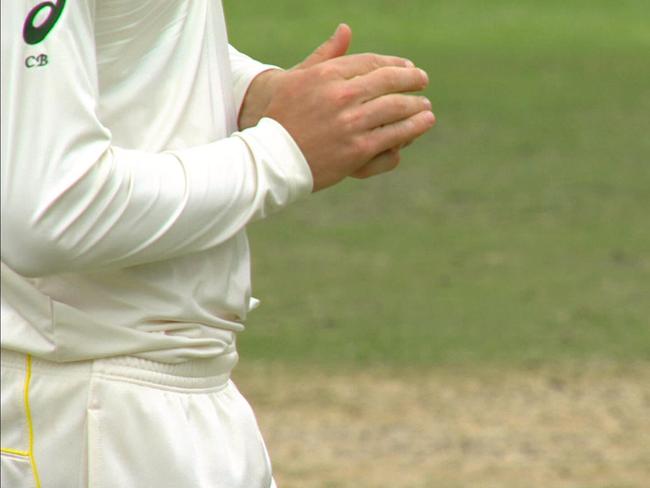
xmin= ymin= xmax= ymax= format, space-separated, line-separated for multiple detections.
xmin=233 ymin=117 xmax=314 ymax=214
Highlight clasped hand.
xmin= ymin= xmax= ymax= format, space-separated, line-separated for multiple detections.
xmin=238 ymin=24 xmax=435 ymax=192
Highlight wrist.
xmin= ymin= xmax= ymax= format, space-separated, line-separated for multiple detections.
xmin=238 ymin=69 xmax=284 ymax=130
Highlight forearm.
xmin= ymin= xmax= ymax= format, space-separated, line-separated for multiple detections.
xmin=1 ymin=120 xmax=312 ymax=277
xmin=1 ymin=4 xmax=312 ymax=277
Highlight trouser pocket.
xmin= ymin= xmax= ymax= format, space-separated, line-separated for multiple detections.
xmin=1 ymin=452 xmax=36 ymax=488
xmin=1 ymin=361 xmax=36 ymax=488
xmin=87 ymin=376 xmax=273 ymax=488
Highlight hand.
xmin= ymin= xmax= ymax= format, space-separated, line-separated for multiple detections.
xmin=248 ymin=25 xmax=436 ymax=192
xmin=238 ymin=24 xmax=353 ymax=130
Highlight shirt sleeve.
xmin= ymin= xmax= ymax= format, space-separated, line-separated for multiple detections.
xmin=0 ymin=1 xmax=313 ymax=278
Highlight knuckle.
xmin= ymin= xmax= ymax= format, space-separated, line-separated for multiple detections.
xmin=403 ymin=117 xmax=417 ymax=134
xmin=353 ymin=134 xmax=373 ymax=158
xmin=333 ymin=83 xmax=360 ymax=105
xmin=315 ymin=62 xmax=338 ymax=79
xmin=418 ymin=68 xmax=430 ymax=88
xmin=378 ymin=67 xmax=399 ymax=89
xmin=361 ymin=53 xmax=381 ymax=69
xmin=368 ymin=53 xmax=403 ymax=69
xmin=414 ymin=69 xmax=429 ymax=90
xmin=339 ymin=108 xmax=364 ymax=130
xmin=388 ymin=122 xmax=413 ymax=147
xmin=395 ymin=96 xmax=411 ymax=112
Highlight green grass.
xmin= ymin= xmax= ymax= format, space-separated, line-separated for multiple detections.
xmin=224 ymin=0 xmax=650 ymax=367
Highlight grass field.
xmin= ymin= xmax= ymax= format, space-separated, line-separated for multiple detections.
xmin=224 ymin=1 xmax=649 ymax=486
xmin=225 ymin=0 xmax=650 ymax=367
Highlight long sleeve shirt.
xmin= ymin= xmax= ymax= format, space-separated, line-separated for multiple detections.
xmin=1 ymin=0 xmax=313 ymax=363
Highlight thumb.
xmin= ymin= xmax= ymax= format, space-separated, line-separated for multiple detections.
xmin=299 ymin=23 xmax=352 ymax=69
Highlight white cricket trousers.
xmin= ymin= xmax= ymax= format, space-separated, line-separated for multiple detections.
xmin=0 ymin=350 xmax=277 ymax=488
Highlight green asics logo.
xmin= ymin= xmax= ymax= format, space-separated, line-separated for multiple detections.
xmin=23 ymin=0 xmax=66 ymax=45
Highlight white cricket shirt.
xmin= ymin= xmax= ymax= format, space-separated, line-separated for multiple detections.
xmin=1 ymin=0 xmax=313 ymax=363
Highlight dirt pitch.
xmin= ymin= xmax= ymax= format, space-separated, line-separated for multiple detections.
xmin=234 ymin=362 xmax=650 ymax=488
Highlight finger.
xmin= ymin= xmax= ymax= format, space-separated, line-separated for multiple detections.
xmin=299 ymin=24 xmax=352 ymax=69
xmin=352 ymin=66 xmax=429 ymax=102
xmin=360 ymin=95 xmax=432 ymax=130
xmin=368 ymin=110 xmax=436 ymax=155
xmin=351 ymin=148 xmax=401 ymax=179
xmin=326 ymin=53 xmax=415 ymax=79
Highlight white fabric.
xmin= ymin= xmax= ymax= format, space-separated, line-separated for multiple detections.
xmin=1 ymin=0 xmax=313 ymax=363
xmin=1 ymin=350 xmax=277 ymax=488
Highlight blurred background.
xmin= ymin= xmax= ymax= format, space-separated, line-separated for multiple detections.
xmin=224 ymin=1 xmax=649 ymax=486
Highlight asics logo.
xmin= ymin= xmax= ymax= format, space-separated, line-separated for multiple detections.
xmin=23 ymin=0 xmax=66 ymax=45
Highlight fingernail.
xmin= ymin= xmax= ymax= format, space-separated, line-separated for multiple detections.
xmin=418 ymin=69 xmax=429 ymax=83
xmin=422 ymin=97 xmax=432 ymax=109
xmin=404 ymin=59 xmax=415 ymax=68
